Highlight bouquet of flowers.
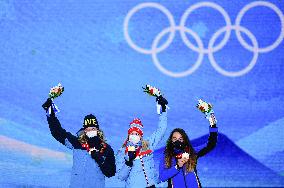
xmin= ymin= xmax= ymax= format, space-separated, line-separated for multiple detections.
xmin=44 ymin=83 xmax=64 ymax=115
xmin=142 ymin=84 xmax=161 ymax=97
xmin=49 ymin=83 xmax=64 ymax=99
xmin=196 ymin=99 xmax=212 ymax=114
xmin=196 ymin=99 xmax=217 ymax=126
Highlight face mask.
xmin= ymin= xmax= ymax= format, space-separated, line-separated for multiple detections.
xmin=129 ymin=135 xmax=141 ymax=144
xmin=86 ymin=130 xmax=97 ymax=138
xmin=172 ymin=140 xmax=185 ymax=151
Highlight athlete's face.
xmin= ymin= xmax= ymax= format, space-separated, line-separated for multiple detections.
xmin=171 ymin=132 xmax=184 ymax=143
xmin=129 ymin=131 xmax=142 ymax=139
xmin=84 ymin=127 xmax=98 ymax=133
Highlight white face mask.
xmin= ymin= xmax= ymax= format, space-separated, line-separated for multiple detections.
xmin=86 ymin=130 xmax=98 ymax=138
xmin=129 ymin=135 xmax=141 ymax=144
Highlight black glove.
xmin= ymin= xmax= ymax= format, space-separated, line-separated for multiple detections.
xmin=42 ymin=98 xmax=55 ymax=116
xmin=87 ymin=136 xmax=102 ymax=150
xmin=156 ymin=95 xmax=168 ymax=112
xmin=128 ymin=151 xmax=136 ymax=161
xmin=42 ymin=98 xmax=52 ymax=111
xmin=125 ymin=151 xmax=136 ymax=167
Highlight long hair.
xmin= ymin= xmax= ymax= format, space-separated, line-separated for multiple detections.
xmin=77 ymin=128 xmax=106 ymax=144
xmin=164 ymin=128 xmax=197 ymax=173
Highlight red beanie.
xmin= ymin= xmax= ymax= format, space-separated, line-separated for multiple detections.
xmin=128 ymin=118 xmax=144 ymax=136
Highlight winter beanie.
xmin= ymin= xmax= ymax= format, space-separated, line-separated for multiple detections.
xmin=83 ymin=114 xmax=99 ymax=129
xmin=128 ymin=118 xmax=144 ymax=136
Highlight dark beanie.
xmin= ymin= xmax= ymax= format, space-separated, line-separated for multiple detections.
xmin=83 ymin=114 xmax=99 ymax=129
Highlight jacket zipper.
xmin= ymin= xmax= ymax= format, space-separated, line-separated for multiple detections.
xmin=182 ymin=168 xmax=188 ymax=188
xmin=194 ymin=169 xmax=202 ymax=188
xmin=139 ymin=156 xmax=150 ymax=187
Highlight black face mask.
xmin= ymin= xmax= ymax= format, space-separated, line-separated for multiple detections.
xmin=172 ymin=140 xmax=185 ymax=153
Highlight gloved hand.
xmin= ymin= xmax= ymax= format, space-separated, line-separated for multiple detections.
xmin=125 ymin=151 xmax=136 ymax=167
xmin=128 ymin=151 xmax=136 ymax=161
xmin=42 ymin=98 xmax=52 ymax=111
xmin=87 ymin=136 xmax=102 ymax=150
xmin=42 ymin=98 xmax=56 ymax=116
xmin=156 ymin=95 xmax=168 ymax=112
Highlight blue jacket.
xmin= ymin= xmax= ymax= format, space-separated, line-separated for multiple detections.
xmin=159 ymin=127 xmax=218 ymax=188
xmin=46 ymin=114 xmax=116 ymax=188
xmin=116 ymin=112 xmax=167 ymax=188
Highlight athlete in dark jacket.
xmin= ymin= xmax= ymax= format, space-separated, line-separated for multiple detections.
xmin=42 ymin=98 xmax=116 ymax=188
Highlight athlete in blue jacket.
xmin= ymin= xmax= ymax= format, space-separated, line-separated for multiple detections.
xmin=159 ymin=107 xmax=218 ymax=188
xmin=42 ymin=98 xmax=116 ymax=188
xmin=116 ymin=95 xmax=168 ymax=188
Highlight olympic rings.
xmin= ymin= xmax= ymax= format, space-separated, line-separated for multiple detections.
xmin=180 ymin=1 xmax=232 ymax=54
xmin=208 ymin=25 xmax=259 ymax=77
xmin=152 ymin=26 xmax=204 ymax=78
xmin=124 ymin=1 xmax=284 ymax=77
xmin=124 ymin=2 xmax=176 ymax=55
xmin=235 ymin=1 xmax=284 ymax=53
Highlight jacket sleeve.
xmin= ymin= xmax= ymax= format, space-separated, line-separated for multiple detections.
xmin=148 ymin=112 xmax=168 ymax=150
xmin=46 ymin=114 xmax=82 ymax=150
xmin=116 ymin=148 xmax=132 ymax=181
xmin=94 ymin=144 xmax=116 ymax=178
xmin=195 ymin=126 xmax=218 ymax=158
xmin=159 ymin=154 xmax=180 ymax=182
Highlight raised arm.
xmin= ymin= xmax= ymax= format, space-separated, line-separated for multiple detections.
xmin=148 ymin=95 xmax=168 ymax=150
xmin=195 ymin=113 xmax=218 ymax=158
xmin=43 ymin=98 xmax=81 ymax=150
xmin=195 ymin=126 xmax=218 ymax=158
xmin=148 ymin=112 xmax=167 ymax=150
xmin=194 ymin=100 xmax=219 ymax=158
